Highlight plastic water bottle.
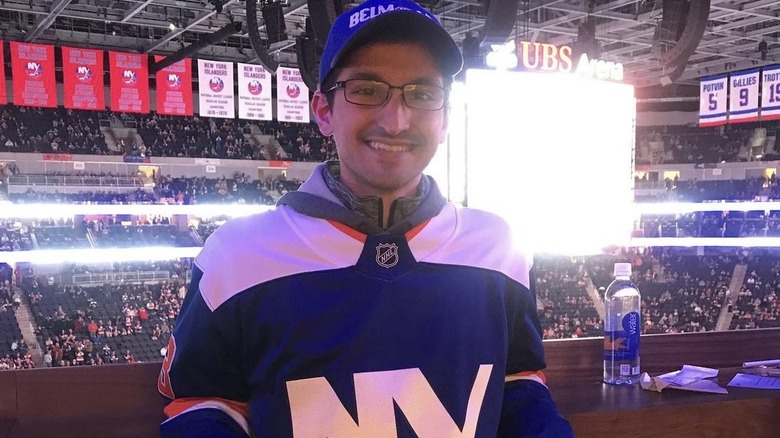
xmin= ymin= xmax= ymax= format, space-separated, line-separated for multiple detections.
xmin=603 ymin=262 xmax=641 ymax=385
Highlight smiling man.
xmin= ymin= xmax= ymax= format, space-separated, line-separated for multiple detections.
xmin=159 ymin=1 xmax=573 ymax=437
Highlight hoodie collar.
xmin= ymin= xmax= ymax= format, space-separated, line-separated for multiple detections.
xmin=322 ymin=161 xmax=427 ymax=230
xmin=277 ymin=161 xmax=445 ymax=236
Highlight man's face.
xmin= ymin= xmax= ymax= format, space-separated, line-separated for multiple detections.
xmin=312 ymin=42 xmax=448 ymax=199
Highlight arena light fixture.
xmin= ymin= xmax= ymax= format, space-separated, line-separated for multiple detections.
xmin=0 ymin=203 xmax=275 ymax=219
xmin=0 ymin=247 xmax=201 ymax=265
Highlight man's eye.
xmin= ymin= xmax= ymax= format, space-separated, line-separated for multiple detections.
xmin=408 ymin=86 xmax=440 ymax=101
xmin=350 ymin=87 xmax=378 ymax=96
xmin=410 ymin=90 xmax=434 ymax=101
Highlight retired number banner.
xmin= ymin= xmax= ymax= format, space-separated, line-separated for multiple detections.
xmin=276 ymin=67 xmax=310 ymax=123
xmin=62 ymin=47 xmax=105 ymax=110
xmin=155 ymin=56 xmax=193 ymax=116
xmin=237 ymin=63 xmax=272 ymax=120
xmin=699 ymin=74 xmax=728 ymax=127
xmin=109 ymin=51 xmax=150 ymax=113
xmin=761 ymin=66 xmax=780 ymax=121
xmin=728 ymin=68 xmax=759 ymax=123
xmin=11 ymin=42 xmax=57 ymax=107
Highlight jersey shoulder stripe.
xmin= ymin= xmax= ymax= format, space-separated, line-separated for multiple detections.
xmin=195 ymin=205 xmax=363 ymax=310
xmin=411 ymin=203 xmax=533 ymax=289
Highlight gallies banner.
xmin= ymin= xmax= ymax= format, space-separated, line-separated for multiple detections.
xmin=109 ymin=51 xmax=150 ymax=113
xmin=10 ymin=42 xmax=57 ymax=107
xmin=155 ymin=56 xmax=193 ymax=116
xmin=62 ymin=46 xmax=105 ymax=110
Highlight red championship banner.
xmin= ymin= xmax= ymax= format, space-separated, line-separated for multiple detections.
xmin=155 ymin=56 xmax=193 ymax=116
xmin=10 ymin=42 xmax=57 ymax=107
xmin=62 ymin=46 xmax=105 ymax=110
xmin=0 ymin=43 xmax=6 ymax=104
xmin=109 ymin=51 xmax=149 ymax=113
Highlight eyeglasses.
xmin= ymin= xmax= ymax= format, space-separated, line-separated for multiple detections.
xmin=324 ymin=79 xmax=446 ymax=111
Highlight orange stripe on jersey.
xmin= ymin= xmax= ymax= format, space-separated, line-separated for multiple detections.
xmin=405 ymin=219 xmax=431 ymax=241
xmin=329 ymin=218 xmax=429 ymax=242
xmin=328 ymin=220 xmax=367 ymax=243
xmin=164 ymin=397 xmax=250 ymax=420
xmin=506 ymin=370 xmax=546 ymax=384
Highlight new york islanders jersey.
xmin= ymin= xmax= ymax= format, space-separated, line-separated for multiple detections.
xmin=159 ymin=164 xmax=555 ymax=437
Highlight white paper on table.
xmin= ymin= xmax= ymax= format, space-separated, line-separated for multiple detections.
xmin=727 ymin=373 xmax=780 ymax=390
xmin=640 ymin=365 xmax=728 ymax=394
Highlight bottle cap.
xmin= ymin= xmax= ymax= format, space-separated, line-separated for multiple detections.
xmin=614 ymin=263 xmax=632 ymax=277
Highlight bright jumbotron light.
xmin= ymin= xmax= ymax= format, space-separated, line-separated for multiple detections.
xmin=0 ymin=247 xmax=201 ymax=265
xmin=0 ymin=202 xmax=274 ymax=218
xmin=463 ymin=69 xmax=636 ymax=255
xmin=428 ymin=81 xmax=468 ymax=204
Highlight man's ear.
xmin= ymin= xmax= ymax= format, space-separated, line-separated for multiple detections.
xmin=311 ymin=91 xmax=334 ymax=136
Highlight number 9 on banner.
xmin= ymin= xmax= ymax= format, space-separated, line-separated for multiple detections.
xmin=729 ymin=69 xmax=759 ymax=123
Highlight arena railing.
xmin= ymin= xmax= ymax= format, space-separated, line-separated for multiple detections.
xmin=7 ymin=175 xmax=146 ymax=188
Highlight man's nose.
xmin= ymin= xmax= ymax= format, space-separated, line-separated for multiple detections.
xmin=375 ymin=89 xmax=412 ymax=136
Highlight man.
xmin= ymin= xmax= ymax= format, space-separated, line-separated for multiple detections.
xmin=159 ymin=0 xmax=573 ymax=436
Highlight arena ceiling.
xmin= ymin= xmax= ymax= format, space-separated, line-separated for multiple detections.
xmin=0 ymin=0 xmax=778 ymax=93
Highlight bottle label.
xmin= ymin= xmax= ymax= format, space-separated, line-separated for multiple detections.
xmin=603 ymin=311 xmax=641 ymax=362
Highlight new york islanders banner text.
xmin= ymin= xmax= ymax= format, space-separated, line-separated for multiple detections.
xmin=109 ymin=51 xmax=150 ymax=113
xmin=11 ymin=42 xmax=57 ymax=108
xmin=155 ymin=56 xmax=193 ymax=116
xmin=699 ymin=74 xmax=728 ymax=127
xmin=728 ymin=68 xmax=759 ymax=123
xmin=62 ymin=46 xmax=105 ymax=110
xmin=276 ymin=67 xmax=310 ymax=123
xmin=198 ymin=59 xmax=235 ymax=119
xmin=237 ymin=63 xmax=272 ymax=120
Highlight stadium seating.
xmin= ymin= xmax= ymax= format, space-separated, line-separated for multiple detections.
xmin=1 ymin=104 xmax=336 ymax=161
xmin=730 ymin=254 xmax=780 ymax=330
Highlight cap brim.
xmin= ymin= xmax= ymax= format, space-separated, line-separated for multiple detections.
xmin=328 ymin=11 xmax=463 ymax=82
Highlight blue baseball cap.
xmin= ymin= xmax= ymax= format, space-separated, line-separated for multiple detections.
xmin=318 ymin=0 xmax=463 ymax=88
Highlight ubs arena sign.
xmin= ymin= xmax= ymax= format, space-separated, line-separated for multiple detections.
xmin=486 ymin=40 xmax=624 ymax=82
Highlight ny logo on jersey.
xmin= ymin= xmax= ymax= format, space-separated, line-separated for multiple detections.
xmin=375 ymin=243 xmax=399 ymax=268
xmin=286 ymin=364 xmax=493 ymax=437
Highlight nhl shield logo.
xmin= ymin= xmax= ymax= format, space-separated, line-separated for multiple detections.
xmin=375 ymin=243 xmax=399 ymax=268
